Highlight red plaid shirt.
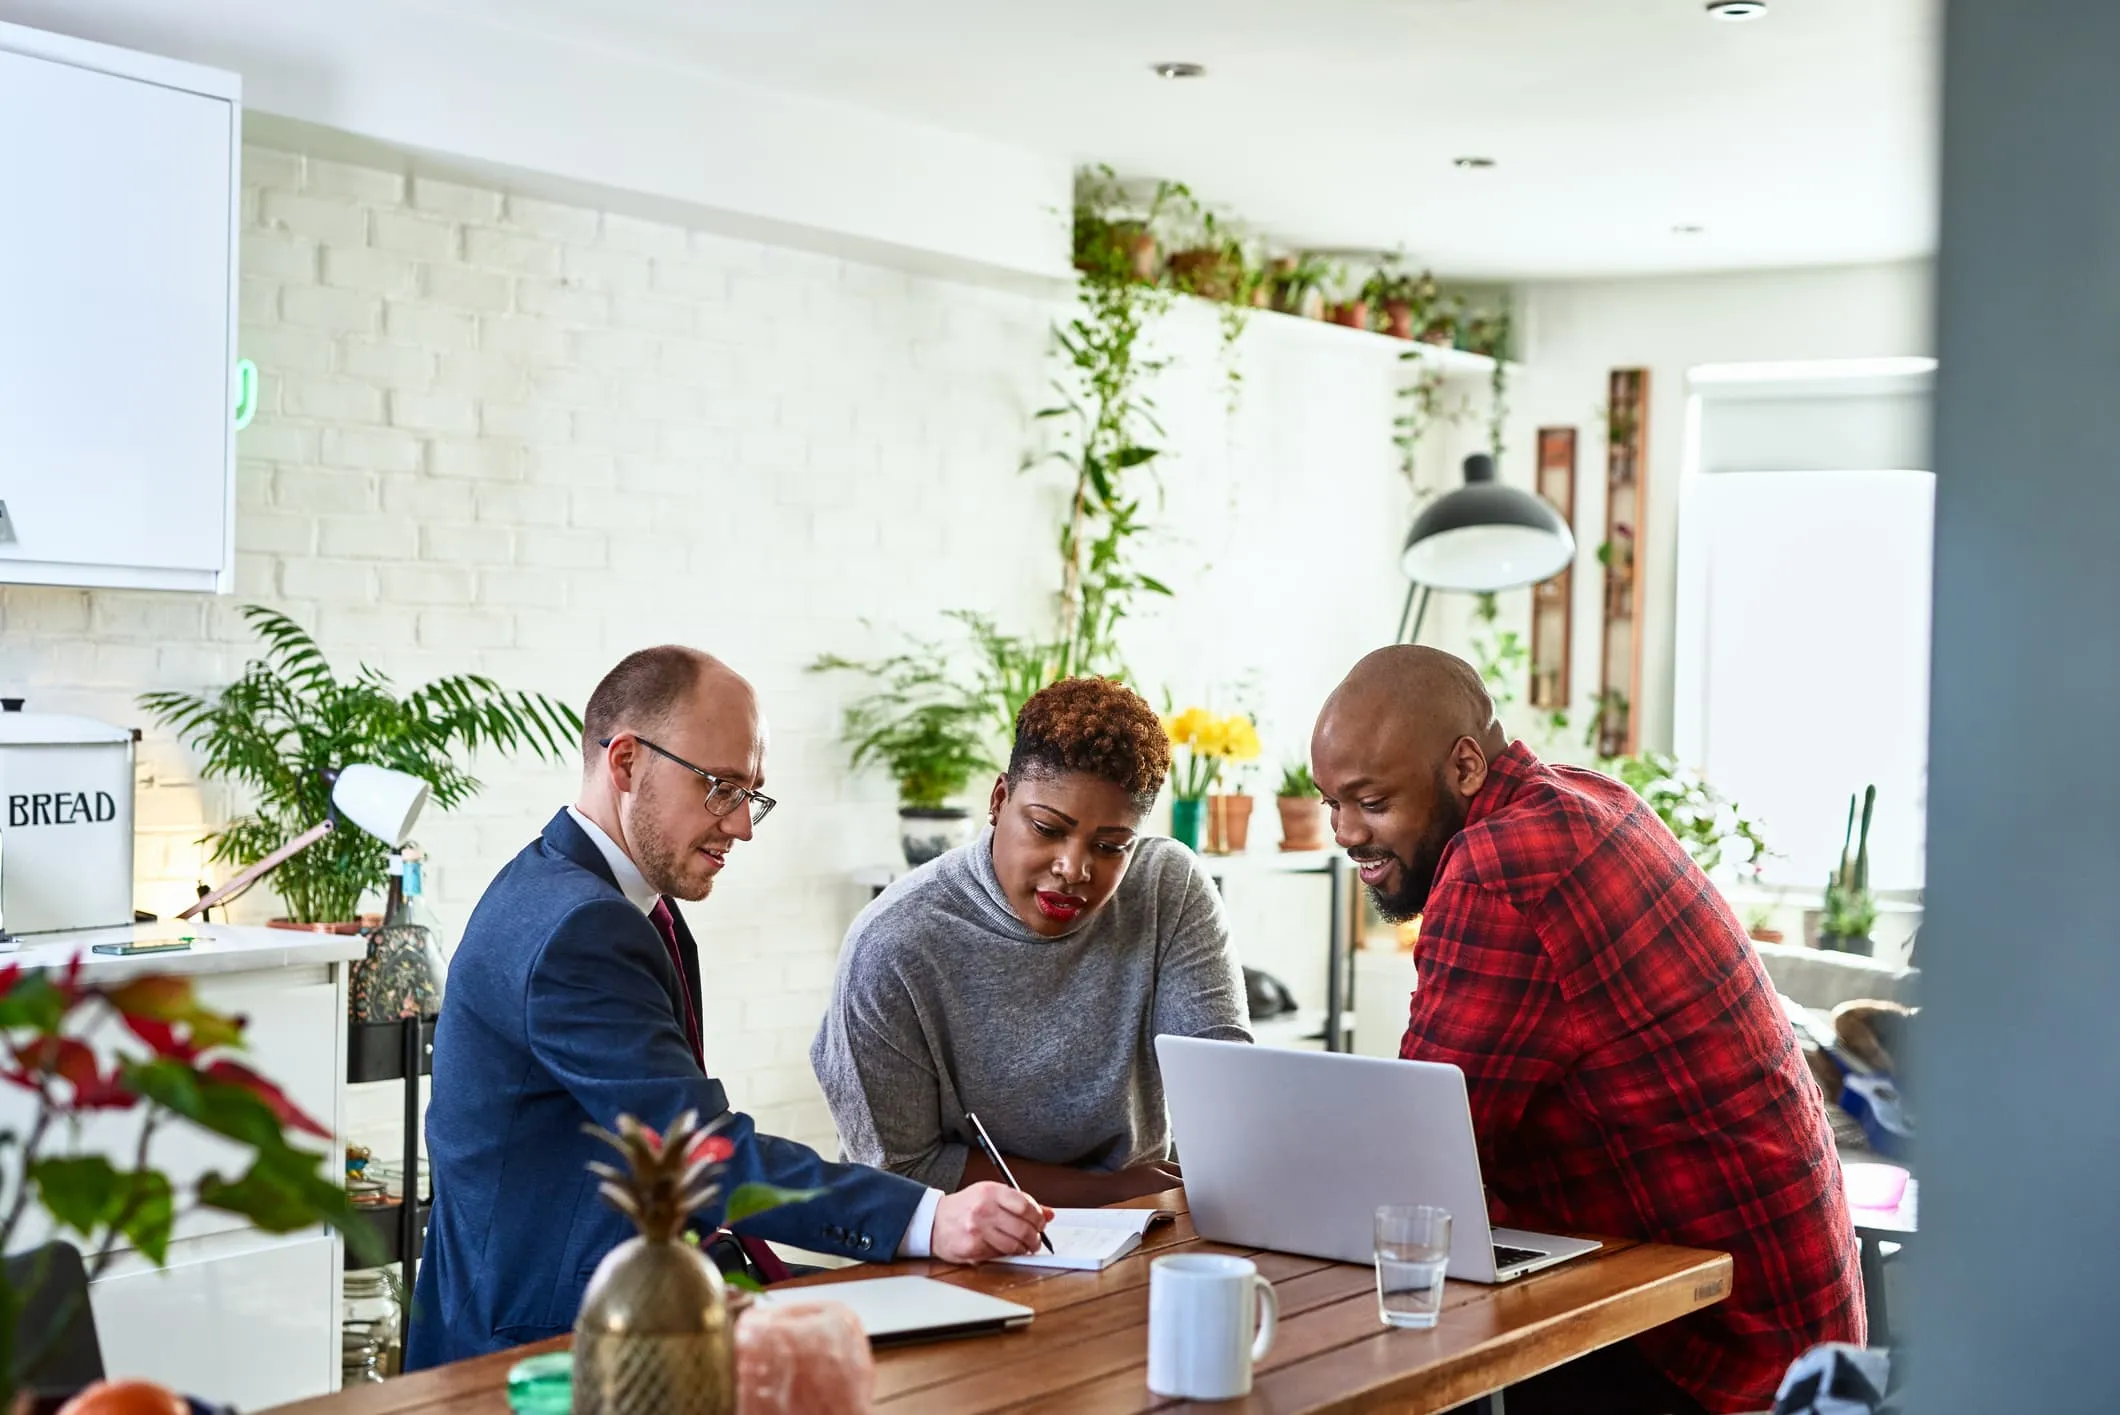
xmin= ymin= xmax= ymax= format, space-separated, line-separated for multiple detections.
xmin=1399 ymin=743 xmax=1864 ymax=1412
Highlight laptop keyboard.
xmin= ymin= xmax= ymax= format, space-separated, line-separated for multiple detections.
xmin=1492 ymin=1243 xmax=1548 ymax=1269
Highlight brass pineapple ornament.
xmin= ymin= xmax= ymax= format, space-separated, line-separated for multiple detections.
xmin=572 ymin=1110 xmax=741 ymax=1415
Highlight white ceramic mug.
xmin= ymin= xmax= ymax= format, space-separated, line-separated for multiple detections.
xmin=1147 ymin=1253 xmax=1279 ymax=1399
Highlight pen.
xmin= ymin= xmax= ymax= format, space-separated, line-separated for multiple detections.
xmin=964 ymin=1110 xmax=1055 ymax=1254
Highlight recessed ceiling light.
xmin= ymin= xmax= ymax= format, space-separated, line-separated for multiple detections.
xmin=1706 ymin=0 xmax=1767 ymax=19
xmin=1453 ymin=156 xmax=1496 ymax=170
xmin=1672 ymin=224 xmax=1705 ymax=235
xmin=1152 ymin=61 xmax=1207 ymax=79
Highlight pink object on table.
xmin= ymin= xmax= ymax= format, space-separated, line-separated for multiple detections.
xmin=736 ymin=1299 xmax=875 ymax=1415
xmin=1843 ymin=1161 xmax=1911 ymax=1212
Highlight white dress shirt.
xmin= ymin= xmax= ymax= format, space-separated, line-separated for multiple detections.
xmin=563 ymin=806 xmax=942 ymax=1257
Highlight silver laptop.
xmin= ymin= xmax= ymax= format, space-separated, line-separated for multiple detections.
xmin=1157 ymin=1035 xmax=1601 ymax=1282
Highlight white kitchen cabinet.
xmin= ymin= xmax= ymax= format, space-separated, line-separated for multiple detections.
xmin=0 ymin=22 xmax=240 ymax=593
xmin=91 ymin=1233 xmax=339 ymax=1409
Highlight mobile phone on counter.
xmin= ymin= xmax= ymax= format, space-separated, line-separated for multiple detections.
xmin=90 ymin=937 xmax=195 ymax=956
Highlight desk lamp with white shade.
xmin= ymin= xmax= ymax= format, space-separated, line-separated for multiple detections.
xmin=178 ymin=763 xmax=431 ymax=921
xmin=1396 ymin=453 xmax=1577 ymax=642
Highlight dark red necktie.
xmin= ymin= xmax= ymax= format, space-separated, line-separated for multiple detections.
xmin=649 ymin=898 xmax=704 ymax=1066
xmin=652 ymin=899 xmax=791 ymax=1283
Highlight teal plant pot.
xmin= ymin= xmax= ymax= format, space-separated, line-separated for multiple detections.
xmin=1170 ymin=797 xmax=1204 ymax=852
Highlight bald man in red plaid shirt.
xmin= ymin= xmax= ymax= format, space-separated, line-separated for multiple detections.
xmin=1314 ymin=647 xmax=1864 ymax=1415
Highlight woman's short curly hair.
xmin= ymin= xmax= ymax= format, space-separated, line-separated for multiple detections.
xmin=1007 ymin=677 xmax=1170 ymax=812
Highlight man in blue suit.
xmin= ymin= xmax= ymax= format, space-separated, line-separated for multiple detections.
xmin=407 ymin=646 xmax=1048 ymax=1367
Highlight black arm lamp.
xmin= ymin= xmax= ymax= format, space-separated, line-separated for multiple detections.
xmin=1396 ymin=452 xmax=1576 ymax=642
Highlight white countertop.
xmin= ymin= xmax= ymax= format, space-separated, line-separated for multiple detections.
xmin=1 ymin=921 xmax=367 ymax=978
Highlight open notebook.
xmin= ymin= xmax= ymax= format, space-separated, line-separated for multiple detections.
xmin=991 ymin=1206 xmax=1176 ymax=1271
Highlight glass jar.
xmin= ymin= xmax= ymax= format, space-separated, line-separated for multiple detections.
xmin=342 ymin=1267 xmax=403 ymax=1385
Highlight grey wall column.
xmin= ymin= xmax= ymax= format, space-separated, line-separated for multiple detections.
xmin=1919 ymin=2 xmax=2120 ymax=1409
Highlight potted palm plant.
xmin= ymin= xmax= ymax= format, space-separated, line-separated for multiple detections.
xmin=140 ymin=606 xmax=581 ymax=931
xmin=1275 ymin=762 xmax=1328 ymax=852
xmin=811 ymin=636 xmax=994 ymax=867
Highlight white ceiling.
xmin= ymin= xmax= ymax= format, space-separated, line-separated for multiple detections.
xmin=405 ymin=0 xmax=1941 ymax=280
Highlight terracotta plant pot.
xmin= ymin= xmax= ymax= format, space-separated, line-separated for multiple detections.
xmin=1249 ymin=282 xmax=1272 ymax=308
xmin=1384 ymin=301 xmax=1414 ymax=340
xmin=1419 ymin=319 xmax=1456 ymax=347
xmin=1125 ymin=230 xmax=1159 ymax=283
xmin=1749 ymin=927 xmax=1786 ymax=946
xmin=1205 ymin=794 xmax=1253 ymax=855
xmin=269 ymin=915 xmax=380 ymax=935
xmin=1331 ymin=300 xmax=1370 ymax=330
xmin=1166 ymin=247 xmax=1241 ymax=303
xmin=1276 ymin=796 xmax=1328 ymax=852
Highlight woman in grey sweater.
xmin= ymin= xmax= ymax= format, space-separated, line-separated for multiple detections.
xmin=811 ymin=677 xmax=1251 ymax=1207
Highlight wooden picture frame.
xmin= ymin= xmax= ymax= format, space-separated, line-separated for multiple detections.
xmin=1530 ymin=428 xmax=1577 ymax=711
xmin=1597 ymin=369 xmax=1650 ymax=758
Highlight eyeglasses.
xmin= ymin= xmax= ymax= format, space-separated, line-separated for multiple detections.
xmin=600 ymin=735 xmax=777 ymax=827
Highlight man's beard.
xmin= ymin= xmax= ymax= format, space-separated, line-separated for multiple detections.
xmin=628 ymin=771 xmax=719 ymax=901
xmin=1359 ymin=795 xmax=1467 ymax=923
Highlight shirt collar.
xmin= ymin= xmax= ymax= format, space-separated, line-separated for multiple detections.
xmin=565 ymin=805 xmax=659 ymax=916
xmin=1464 ymin=740 xmax=1542 ymax=831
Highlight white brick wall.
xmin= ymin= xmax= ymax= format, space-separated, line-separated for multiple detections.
xmin=0 ymin=139 xmax=1468 ymax=1154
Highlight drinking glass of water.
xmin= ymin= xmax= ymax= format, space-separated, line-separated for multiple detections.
xmin=1374 ymin=1204 xmax=1452 ymax=1328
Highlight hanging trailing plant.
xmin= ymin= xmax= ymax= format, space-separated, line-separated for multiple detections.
xmin=1033 ymin=168 xmax=1180 ymax=675
xmin=1217 ymin=299 xmax=1251 ymax=418
xmin=1393 ymin=361 xmax=1465 ymax=491
xmin=1458 ymin=300 xmax=1515 ymax=462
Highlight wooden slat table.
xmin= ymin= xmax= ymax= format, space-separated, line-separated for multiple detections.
xmin=269 ymin=1191 xmax=1729 ymax=1415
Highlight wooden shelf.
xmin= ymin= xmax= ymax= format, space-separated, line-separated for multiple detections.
xmin=1176 ymin=293 xmax=1505 ymax=378
xmin=1597 ymin=369 xmax=1651 ymax=758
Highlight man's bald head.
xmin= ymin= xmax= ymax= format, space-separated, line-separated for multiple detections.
xmin=1311 ymin=646 xmax=1508 ymax=922
xmin=581 ymin=645 xmax=749 ymax=766
xmin=1316 ymin=645 xmax=1506 ymax=769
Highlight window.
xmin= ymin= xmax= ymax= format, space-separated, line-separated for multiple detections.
xmin=1675 ymin=361 xmax=1934 ymax=891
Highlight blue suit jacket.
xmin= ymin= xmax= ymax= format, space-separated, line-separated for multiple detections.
xmin=405 ymin=809 xmax=925 ymax=1368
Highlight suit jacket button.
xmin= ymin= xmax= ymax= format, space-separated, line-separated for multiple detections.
xmin=858 ymin=1235 xmax=873 ymax=1251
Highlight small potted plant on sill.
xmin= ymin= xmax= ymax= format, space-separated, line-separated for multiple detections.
xmin=1073 ymin=168 xmax=1185 ymax=286
xmin=811 ymin=636 xmax=992 ymax=867
xmin=1164 ymin=205 xmax=1249 ymax=305
xmin=1818 ymin=786 xmax=1879 ymax=955
xmin=1272 ymin=253 xmax=1334 ymax=319
xmin=1361 ymin=257 xmax=1434 ymax=341
xmin=1275 ymin=761 xmax=1328 ymax=852
xmin=140 ymin=607 xmax=581 ymax=932
xmin=1418 ymin=286 xmax=1460 ymax=347
xmin=1326 ymin=263 xmax=1369 ymax=330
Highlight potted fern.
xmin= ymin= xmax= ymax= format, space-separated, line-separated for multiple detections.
xmin=140 ymin=606 xmax=581 ymax=930
xmin=811 ymin=635 xmax=994 ymax=867
xmin=1819 ymin=785 xmax=1880 ymax=955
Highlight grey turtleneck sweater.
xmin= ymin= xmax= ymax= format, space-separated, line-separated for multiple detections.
xmin=810 ymin=829 xmax=1251 ymax=1189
